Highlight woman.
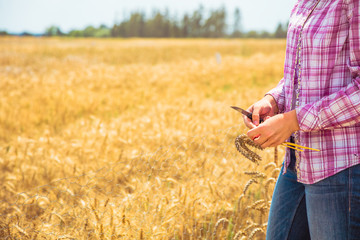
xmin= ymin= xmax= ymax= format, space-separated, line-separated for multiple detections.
xmin=243 ymin=0 xmax=360 ymax=239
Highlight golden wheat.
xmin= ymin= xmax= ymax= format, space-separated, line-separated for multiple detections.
xmin=0 ymin=37 xmax=285 ymax=239
xmin=249 ymin=228 xmax=266 ymax=240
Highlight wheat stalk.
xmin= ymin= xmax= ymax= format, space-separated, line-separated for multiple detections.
xmin=264 ymin=162 xmax=277 ymax=171
xmin=264 ymin=178 xmax=276 ymax=200
xmin=233 ymin=230 xmax=244 ymax=240
xmin=248 ymin=227 xmax=265 ymax=240
xmin=235 ymin=134 xmax=319 ymax=165
xmin=243 ymin=179 xmax=258 ymax=195
xmin=235 ymin=134 xmax=263 ymax=163
xmin=246 ymin=200 xmax=266 ymax=211
xmin=244 ymin=171 xmax=266 ymax=179
xmin=212 ymin=218 xmax=229 ymax=238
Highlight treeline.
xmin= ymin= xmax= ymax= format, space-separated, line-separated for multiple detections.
xmin=110 ymin=7 xmax=229 ymax=38
xmin=6 ymin=6 xmax=288 ymax=38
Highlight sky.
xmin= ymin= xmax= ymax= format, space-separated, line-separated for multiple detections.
xmin=0 ymin=0 xmax=297 ymax=34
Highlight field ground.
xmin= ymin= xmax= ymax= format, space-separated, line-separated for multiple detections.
xmin=0 ymin=37 xmax=286 ymax=239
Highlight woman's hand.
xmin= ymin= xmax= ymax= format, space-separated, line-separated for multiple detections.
xmin=243 ymin=95 xmax=279 ymax=129
xmin=247 ymin=110 xmax=300 ymax=148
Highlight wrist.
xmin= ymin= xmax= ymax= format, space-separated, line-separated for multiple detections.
xmin=284 ymin=110 xmax=300 ymax=133
xmin=264 ymin=94 xmax=279 ymax=114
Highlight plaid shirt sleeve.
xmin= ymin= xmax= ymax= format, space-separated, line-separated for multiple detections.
xmin=296 ymin=0 xmax=360 ymax=132
xmin=266 ymin=78 xmax=286 ymax=113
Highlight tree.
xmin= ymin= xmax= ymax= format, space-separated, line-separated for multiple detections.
xmin=259 ymin=31 xmax=271 ymax=38
xmin=181 ymin=14 xmax=190 ymax=38
xmin=246 ymin=30 xmax=259 ymax=38
xmin=189 ymin=5 xmax=204 ymax=37
xmin=127 ymin=12 xmax=145 ymax=37
xmin=45 ymin=26 xmax=63 ymax=36
xmin=94 ymin=25 xmax=111 ymax=38
xmin=145 ymin=11 xmax=166 ymax=37
xmin=274 ymin=23 xmax=287 ymax=38
xmin=169 ymin=19 xmax=181 ymax=37
xmin=203 ymin=7 xmax=227 ymax=38
xmin=232 ymin=8 xmax=243 ymax=37
xmin=111 ymin=24 xmax=121 ymax=37
xmin=68 ymin=30 xmax=83 ymax=37
xmin=83 ymin=26 xmax=96 ymax=37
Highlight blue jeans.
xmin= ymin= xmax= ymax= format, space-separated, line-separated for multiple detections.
xmin=266 ymin=148 xmax=360 ymax=240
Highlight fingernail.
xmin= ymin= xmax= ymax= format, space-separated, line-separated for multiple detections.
xmin=253 ymin=134 xmax=260 ymax=140
xmin=254 ymin=120 xmax=258 ymax=126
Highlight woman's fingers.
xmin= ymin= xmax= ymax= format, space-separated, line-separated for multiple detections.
xmin=257 ymin=138 xmax=273 ymax=148
xmin=243 ymin=114 xmax=256 ymax=129
xmin=242 ymin=96 xmax=278 ymax=129
xmin=247 ymin=127 xmax=263 ymax=141
xmin=248 ymin=127 xmax=278 ymax=148
xmin=259 ymin=137 xmax=278 ymax=148
xmin=251 ymin=106 xmax=262 ymax=126
xmin=246 ymin=111 xmax=299 ymax=149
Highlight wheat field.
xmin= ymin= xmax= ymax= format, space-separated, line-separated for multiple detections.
xmin=0 ymin=37 xmax=287 ymax=239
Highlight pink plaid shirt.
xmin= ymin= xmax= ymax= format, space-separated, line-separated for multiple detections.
xmin=267 ymin=0 xmax=360 ymax=184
